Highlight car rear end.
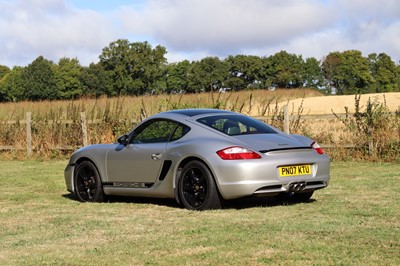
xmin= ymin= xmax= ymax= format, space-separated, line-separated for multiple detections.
xmin=186 ymin=111 xmax=330 ymax=200
xmin=205 ymin=139 xmax=330 ymax=200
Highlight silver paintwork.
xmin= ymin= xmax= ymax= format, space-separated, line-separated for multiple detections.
xmin=65 ymin=109 xmax=330 ymax=203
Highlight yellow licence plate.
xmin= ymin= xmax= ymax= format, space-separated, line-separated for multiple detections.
xmin=279 ymin=165 xmax=312 ymax=177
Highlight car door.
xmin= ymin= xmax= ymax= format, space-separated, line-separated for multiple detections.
xmin=106 ymin=119 xmax=179 ymax=184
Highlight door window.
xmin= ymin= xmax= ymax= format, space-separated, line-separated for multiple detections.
xmin=130 ymin=120 xmax=177 ymax=144
xmin=130 ymin=119 xmax=190 ymax=144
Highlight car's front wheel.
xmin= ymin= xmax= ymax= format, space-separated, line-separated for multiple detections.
xmin=178 ymin=161 xmax=222 ymax=210
xmin=73 ymin=161 xmax=104 ymax=202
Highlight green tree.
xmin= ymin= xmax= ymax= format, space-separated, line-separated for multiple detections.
xmin=0 ymin=66 xmax=25 ymax=102
xmin=368 ymin=53 xmax=398 ymax=92
xmin=166 ymin=60 xmax=191 ymax=93
xmin=188 ymin=57 xmax=229 ymax=92
xmin=80 ymin=63 xmax=113 ymax=97
xmin=145 ymin=43 xmax=168 ymax=93
xmin=99 ymin=39 xmax=167 ymax=95
xmin=56 ymin=57 xmax=83 ymax=99
xmin=322 ymin=50 xmax=374 ymax=94
xmin=266 ymin=51 xmax=304 ymax=88
xmin=397 ymin=65 xmax=400 ymax=91
xmin=0 ymin=65 xmax=10 ymax=80
xmin=100 ymin=39 xmax=135 ymax=95
xmin=259 ymin=56 xmax=274 ymax=88
xmin=22 ymin=56 xmax=60 ymax=100
xmin=321 ymin=51 xmax=341 ymax=93
xmin=302 ymin=57 xmax=326 ymax=89
xmin=225 ymin=55 xmax=263 ymax=90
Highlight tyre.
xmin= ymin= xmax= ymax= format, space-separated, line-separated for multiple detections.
xmin=178 ymin=161 xmax=222 ymax=210
xmin=73 ymin=161 xmax=104 ymax=202
xmin=274 ymin=191 xmax=314 ymax=202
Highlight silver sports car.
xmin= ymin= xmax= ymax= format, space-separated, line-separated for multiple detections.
xmin=65 ymin=109 xmax=330 ymax=210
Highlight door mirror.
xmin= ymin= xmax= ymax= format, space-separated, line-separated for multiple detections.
xmin=117 ymin=135 xmax=129 ymax=146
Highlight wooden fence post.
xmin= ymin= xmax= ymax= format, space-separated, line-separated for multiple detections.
xmin=80 ymin=112 xmax=88 ymax=146
xmin=283 ymin=105 xmax=290 ymax=134
xmin=26 ymin=112 xmax=32 ymax=157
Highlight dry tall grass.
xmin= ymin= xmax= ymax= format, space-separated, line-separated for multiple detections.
xmin=275 ymin=92 xmax=400 ymax=115
xmin=0 ymin=88 xmax=322 ymax=120
xmin=1 ymin=88 xmax=398 ymax=162
xmin=0 ymin=89 xmax=322 ymax=159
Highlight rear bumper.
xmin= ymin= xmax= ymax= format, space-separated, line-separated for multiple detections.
xmin=207 ymin=149 xmax=330 ymax=200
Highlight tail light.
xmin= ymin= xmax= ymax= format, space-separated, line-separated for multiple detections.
xmin=217 ymin=146 xmax=261 ymax=160
xmin=311 ymin=142 xmax=324 ymax=155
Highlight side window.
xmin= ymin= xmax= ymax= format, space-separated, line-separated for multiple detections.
xmin=170 ymin=124 xmax=191 ymax=141
xmin=131 ymin=120 xmax=178 ymax=144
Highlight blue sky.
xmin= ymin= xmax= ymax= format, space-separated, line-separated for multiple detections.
xmin=1 ymin=0 xmax=399 ymax=67
xmin=69 ymin=0 xmax=145 ymax=11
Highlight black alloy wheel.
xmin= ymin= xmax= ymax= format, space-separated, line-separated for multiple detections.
xmin=73 ymin=161 xmax=104 ymax=202
xmin=178 ymin=161 xmax=221 ymax=210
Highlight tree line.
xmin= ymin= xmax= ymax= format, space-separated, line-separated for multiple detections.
xmin=0 ymin=39 xmax=399 ymax=102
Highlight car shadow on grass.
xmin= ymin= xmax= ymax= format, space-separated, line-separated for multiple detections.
xmin=63 ymin=193 xmax=316 ymax=210
xmin=62 ymin=193 xmax=180 ymax=208
xmin=106 ymin=195 xmax=180 ymax=208
xmin=222 ymin=196 xmax=317 ymax=210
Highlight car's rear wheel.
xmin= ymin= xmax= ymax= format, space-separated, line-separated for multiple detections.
xmin=275 ymin=191 xmax=314 ymax=202
xmin=178 ymin=161 xmax=222 ymax=210
xmin=73 ymin=161 xmax=104 ymax=202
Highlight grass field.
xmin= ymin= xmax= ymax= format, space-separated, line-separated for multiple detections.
xmin=0 ymin=89 xmax=323 ymax=121
xmin=0 ymin=160 xmax=399 ymax=265
xmin=272 ymin=92 xmax=400 ymax=116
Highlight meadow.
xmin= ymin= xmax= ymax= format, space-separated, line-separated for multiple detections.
xmin=0 ymin=89 xmax=398 ymax=161
xmin=0 ymin=89 xmax=323 ymax=121
xmin=0 ymin=89 xmax=322 ymax=158
xmin=0 ymin=160 xmax=399 ymax=265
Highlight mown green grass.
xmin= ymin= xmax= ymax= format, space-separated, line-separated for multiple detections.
xmin=0 ymin=161 xmax=399 ymax=265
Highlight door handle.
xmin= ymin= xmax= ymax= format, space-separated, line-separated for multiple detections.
xmin=151 ymin=153 xmax=162 ymax=160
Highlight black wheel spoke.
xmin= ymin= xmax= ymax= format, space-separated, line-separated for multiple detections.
xmin=178 ymin=161 xmax=221 ymax=210
xmin=74 ymin=161 xmax=103 ymax=202
xmin=181 ymin=167 xmax=208 ymax=208
xmin=76 ymin=170 xmax=96 ymax=200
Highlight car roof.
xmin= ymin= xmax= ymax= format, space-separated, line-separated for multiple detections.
xmin=163 ymin=109 xmax=235 ymax=117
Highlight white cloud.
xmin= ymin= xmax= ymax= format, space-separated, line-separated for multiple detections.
xmin=0 ymin=0 xmax=399 ymax=67
xmin=117 ymin=0 xmax=400 ymax=63
xmin=336 ymin=0 xmax=400 ymax=21
xmin=246 ymin=19 xmax=400 ymax=63
xmin=118 ymin=0 xmax=335 ymax=54
xmin=0 ymin=0 xmax=115 ymax=66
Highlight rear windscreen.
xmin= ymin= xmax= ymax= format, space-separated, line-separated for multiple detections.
xmin=197 ymin=115 xmax=277 ymax=136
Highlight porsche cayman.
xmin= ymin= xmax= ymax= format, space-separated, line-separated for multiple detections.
xmin=64 ymin=109 xmax=330 ymax=210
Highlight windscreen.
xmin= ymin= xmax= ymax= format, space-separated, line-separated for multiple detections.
xmin=197 ymin=115 xmax=277 ymax=136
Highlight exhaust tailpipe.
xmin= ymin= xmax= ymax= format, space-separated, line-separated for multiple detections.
xmin=289 ymin=182 xmax=306 ymax=192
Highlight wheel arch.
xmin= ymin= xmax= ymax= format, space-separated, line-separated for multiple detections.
xmin=71 ymin=157 xmax=104 ymax=193
xmin=72 ymin=158 xmax=105 ymax=202
xmin=75 ymin=156 xmax=95 ymax=166
xmin=174 ymin=156 xmax=223 ymax=204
